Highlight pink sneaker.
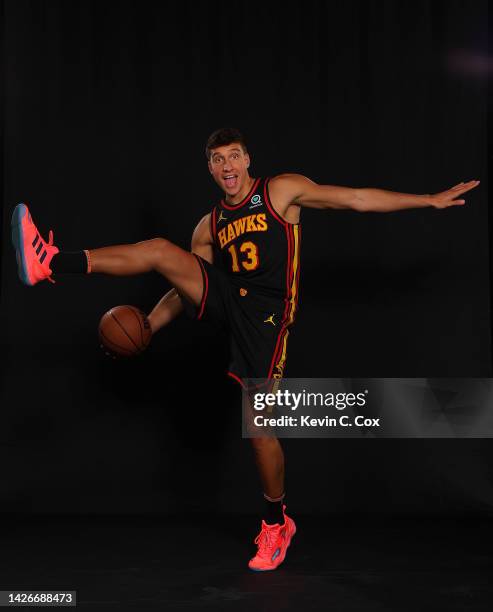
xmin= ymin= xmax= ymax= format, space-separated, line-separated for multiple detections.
xmin=11 ymin=203 xmax=59 ymax=286
xmin=248 ymin=505 xmax=296 ymax=571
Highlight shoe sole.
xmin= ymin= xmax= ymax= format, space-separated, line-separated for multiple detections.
xmin=249 ymin=520 xmax=297 ymax=572
xmin=11 ymin=203 xmax=32 ymax=286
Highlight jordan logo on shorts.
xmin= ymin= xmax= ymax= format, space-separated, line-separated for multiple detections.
xmin=264 ymin=313 xmax=276 ymax=326
xmin=218 ymin=210 xmax=228 ymax=223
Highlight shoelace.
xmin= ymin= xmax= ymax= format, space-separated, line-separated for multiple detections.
xmin=253 ymin=524 xmax=280 ymax=559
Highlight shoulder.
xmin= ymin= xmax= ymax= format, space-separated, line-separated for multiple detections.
xmin=267 ymin=174 xmax=311 ymax=221
xmin=268 ymin=174 xmax=312 ymax=202
xmin=197 ymin=211 xmax=212 ymax=226
xmin=192 ymin=212 xmax=213 ymax=242
xmin=269 ymin=173 xmax=306 ymax=188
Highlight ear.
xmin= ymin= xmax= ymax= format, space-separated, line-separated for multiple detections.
xmin=245 ymin=153 xmax=250 ymax=168
xmin=208 ymin=161 xmax=213 ymax=174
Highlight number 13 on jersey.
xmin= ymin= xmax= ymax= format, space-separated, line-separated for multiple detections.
xmin=227 ymin=241 xmax=259 ymax=272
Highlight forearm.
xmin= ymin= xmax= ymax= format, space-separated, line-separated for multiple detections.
xmin=354 ymin=188 xmax=432 ymax=212
xmin=148 ymin=288 xmax=184 ymax=334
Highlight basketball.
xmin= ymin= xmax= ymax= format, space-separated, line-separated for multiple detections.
xmin=98 ymin=305 xmax=152 ymax=358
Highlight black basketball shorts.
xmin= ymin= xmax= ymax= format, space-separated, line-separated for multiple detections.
xmin=186 ymin=254 xmax=294 ymax=389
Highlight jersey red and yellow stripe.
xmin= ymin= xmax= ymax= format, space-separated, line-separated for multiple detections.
xmin=263 ymin=177 xmax=302 ymax=380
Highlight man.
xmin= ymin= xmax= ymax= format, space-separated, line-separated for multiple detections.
xmin=11 ymin=127 xmax=479 ymax=571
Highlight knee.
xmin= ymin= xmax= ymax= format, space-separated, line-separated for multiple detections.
xmin=146 ymin=237 xmax=170 ymax=251
xmin=142 ymin=237 xmax=172 ymax=263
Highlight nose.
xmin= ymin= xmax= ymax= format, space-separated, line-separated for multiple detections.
xmin=223 ymin=159 xmax=233 ymax=171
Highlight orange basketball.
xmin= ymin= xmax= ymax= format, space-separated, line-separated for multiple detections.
xmin=98 ymin=305 xmax=152 ymax=358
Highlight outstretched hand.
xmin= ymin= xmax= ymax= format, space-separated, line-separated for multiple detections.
xmin=430 ymin=180 xmax=480 ymax=208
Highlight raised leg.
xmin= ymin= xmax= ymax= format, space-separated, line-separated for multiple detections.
xmin=89 ymin=238 xmax=203 ymax=306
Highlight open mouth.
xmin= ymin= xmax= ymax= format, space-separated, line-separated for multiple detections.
xmin=223 ymin=174 xmax=238 ymax=189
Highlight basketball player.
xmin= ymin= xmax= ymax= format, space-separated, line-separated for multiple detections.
xmin=11 ymin=128 xmax=479 ymax=571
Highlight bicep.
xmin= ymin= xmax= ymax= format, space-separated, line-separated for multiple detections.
xmin=298 ymin=180 xmax=358 ymax=210
xmin=276 ymin=174 xmax=358 ymax=210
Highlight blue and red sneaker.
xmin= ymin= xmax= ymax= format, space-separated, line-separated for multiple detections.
xmin=248 ymin=505 xmax=296 ymax=571
xmin=11 ymin=203 xmax=59 ymax=286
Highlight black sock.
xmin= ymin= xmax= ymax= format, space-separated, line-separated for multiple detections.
xmin=50 ymin=251 xmax=88 ymax=274
xmin=263 ymin=496 xmax=285 ymax=525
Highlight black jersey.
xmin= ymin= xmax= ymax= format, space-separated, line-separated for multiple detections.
xmin=210 ymin=176 xmax=301 ymax=325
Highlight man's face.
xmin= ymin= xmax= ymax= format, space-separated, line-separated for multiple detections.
xmin=208 ymin=143 xmax=250 ymax=197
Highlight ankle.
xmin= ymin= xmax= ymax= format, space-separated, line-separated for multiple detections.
xmin=262 ymin=491 xmax=285 ymax=525
xmin=50 ymin=251 xmax=90 ymax=274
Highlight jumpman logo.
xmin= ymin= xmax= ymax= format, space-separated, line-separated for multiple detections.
xmin=264 ymin=313 xmax=276 ymax=326
xmin=218 ymin=210 xmax=227 ymax=223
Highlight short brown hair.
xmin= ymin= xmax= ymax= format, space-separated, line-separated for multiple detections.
xmin=205 ymin=127 xmax=247 ymax=160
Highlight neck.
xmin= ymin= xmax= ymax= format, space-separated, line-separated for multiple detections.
xmin=225 ymin=176 xmax=255 ymax=205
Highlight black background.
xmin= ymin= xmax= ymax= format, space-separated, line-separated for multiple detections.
xmin=0 ymin=0 xmax=490 ymax=518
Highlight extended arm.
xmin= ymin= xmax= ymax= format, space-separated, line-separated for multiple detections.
xmin=148 ymin=213 xmax=214 ymax=333
xmin=270 ymin=174 xmax=480 ymax=214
